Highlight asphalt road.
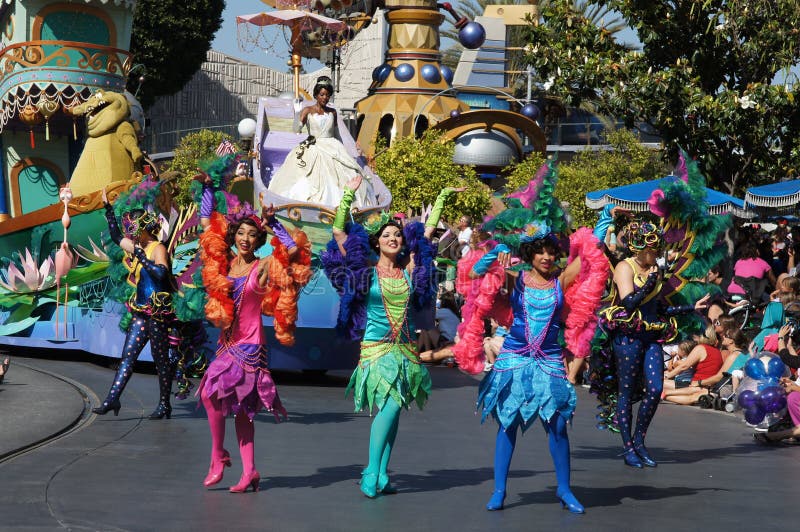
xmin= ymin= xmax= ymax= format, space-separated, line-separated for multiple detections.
xmin=0 ymin=355 xmax=793 ymax=532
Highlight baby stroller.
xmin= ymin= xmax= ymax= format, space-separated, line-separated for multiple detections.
xmin=697 ymin=372 xmax=737 ymax=412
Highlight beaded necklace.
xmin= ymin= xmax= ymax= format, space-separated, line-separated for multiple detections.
xmin=524 ymin=269 xmax=555 ymax=290
xmin=361 ymin=268 xmax=418 ymax=364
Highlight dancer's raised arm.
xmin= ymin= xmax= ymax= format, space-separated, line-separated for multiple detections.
xmin=332 ymin=174 xmax=362 ymax=255
xmin=424 ymin=187 xmax=464 ymax=240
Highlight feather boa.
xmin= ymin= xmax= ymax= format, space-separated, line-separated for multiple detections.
xmin=403 ymin=221 xmax=435 ymax=309
xmin=199 ymin=212 xmax=311 ymax=344
xmin=320 ymin=223 xmax=372 ymax=340
xmin=261 ymin=229 xmax=312 ymax=346
xmin=451 ymin=261 xmax=512 ymax=375
xmin=562 ymin=228 xmax=609 ymax=358
xmin=199 ymin=212 xmax=234 ymax=330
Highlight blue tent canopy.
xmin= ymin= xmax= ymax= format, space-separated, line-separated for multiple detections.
xmin=585 ymin=176 xmax=750 ymax=217
xmin=745 ymin=180 xmax=800 ymax=209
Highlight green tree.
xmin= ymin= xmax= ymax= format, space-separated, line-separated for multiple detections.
xmin=374 ymin=131 xmax=491 ymax=222
xmin=127 ymin=0 xmax=225 ymax=108
xmin=168 ymin=129 xmax=238 ymax=207
xmin=554 ymin=129 xmax=668 ymax=227
xmin=524 ymin=0 xmax=800 ymax=193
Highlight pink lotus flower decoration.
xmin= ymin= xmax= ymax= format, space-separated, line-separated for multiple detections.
xmin=0 ymin=249 xmax=56 ymax=293
xmin=74 ymin=237 xmax=109 ymax=263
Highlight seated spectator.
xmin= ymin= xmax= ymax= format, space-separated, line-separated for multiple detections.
xmin=0 ymin=357 xmax=8 ymax=383
xmin=664 ymin=328 xmax=747 ymax=405
xmin=664 ymin=340 xmax=698 ymax=389
xmin=753 ymin=275 xmax=800 ymax=349
xmin=705 ymin=263 xmax=730 ymax=295
xmin=482 ymin=318 xmax=508 ymax=371
xmin=756 ymin=327 xmax=800 ymax=444
xmin=728 ymin=242 xmax=776 ymax=304
xmin=663 ymin=326 xmax=723 ymax=393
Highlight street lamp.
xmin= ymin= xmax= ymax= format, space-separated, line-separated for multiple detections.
xmin=238 ymin=118 xmax=257 ymax=177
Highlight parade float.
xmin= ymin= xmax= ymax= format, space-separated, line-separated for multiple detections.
xmin=0 ymin=0 xmax=544 ymax=371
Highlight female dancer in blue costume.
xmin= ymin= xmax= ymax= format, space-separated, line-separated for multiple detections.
xmin=93 ymin=187 xmax=175 ymax=419
xmin=474 ymin=221 xmax=586 ymax=513
xmin=322 ymin=175 xmax=452 ymax=498
xmin=602 ymin=221 xmax=709 ymax=467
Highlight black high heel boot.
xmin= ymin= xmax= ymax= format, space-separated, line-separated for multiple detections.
xmin=150 ymin=343 xmax=175 ymax=421
xmin=148 ymin=403 xmax=172 ymax=420
xmin=93 ymin=399 xmax=121 ymax=416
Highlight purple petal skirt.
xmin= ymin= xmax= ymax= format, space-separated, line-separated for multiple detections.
xmin=198 ymin=343 xmax=287 ymax=421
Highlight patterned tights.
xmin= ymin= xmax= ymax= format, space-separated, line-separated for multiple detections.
xmin=97 ymin=313 xmax=173 ymax=411
xmin=613 ymin=334 xmax=664 ymax=451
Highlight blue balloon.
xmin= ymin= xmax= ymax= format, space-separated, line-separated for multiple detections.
xmin=744 ymin=358 xmax=766 ymax=380
xmin=771 ymin=395 xmax=788 ymax=413
xmin=767 ymin=357 xmax=786 ymax=379
xmin=420 ymin=64 xmax=441 ymax=84
xmin=758 ymin=386 xmax=782 ymax=411
xmin=394 ymin=63 xmax=415 ymax=82
xmin=744 ymin=405 xmax=766 ymax=425
xmin=738 ymin=389 xmax=757 ymax=409
xmin=459 ymin=21 xmax=486 ymax=49
xmin=440 ymin=65 xmax=454 ymax=85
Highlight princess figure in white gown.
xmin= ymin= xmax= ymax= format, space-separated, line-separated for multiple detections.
xmin=268 ymin=76 xmax=378 ymax=209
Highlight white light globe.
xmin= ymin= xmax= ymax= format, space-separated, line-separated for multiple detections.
xmin=238 ymin=118 xmax=257 ymax=140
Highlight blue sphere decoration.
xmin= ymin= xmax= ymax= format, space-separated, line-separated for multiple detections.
xmin=440 ymin=65 xmax=454 ymax=85
xmin=459 ymin=21 xmax=486 ymax=50
xmin=520 ymin=103 xmax=541 ymax=120
xmin=421 ymin=64 xmax=441 ymax=84
xmin=376 ymin=64 xmax=391 ymax=82
xmin=395 ymin=63 xmax=415 ymax=82
xmin=450 ymin=109 xmax=461 ymax=119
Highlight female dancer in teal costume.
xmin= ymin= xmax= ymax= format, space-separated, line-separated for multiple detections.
xmin=475 ymin=221 xmax=585 ymax=513
xmin=322 ymin=175 xmax=452 ymax=498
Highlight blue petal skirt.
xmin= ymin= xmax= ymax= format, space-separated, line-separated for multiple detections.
xmin=477 ymin=354 xmax=576 ymax=432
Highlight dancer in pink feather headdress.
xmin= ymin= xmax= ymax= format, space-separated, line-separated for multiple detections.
xmin=450 ymin=160 xmax=609 ymax=513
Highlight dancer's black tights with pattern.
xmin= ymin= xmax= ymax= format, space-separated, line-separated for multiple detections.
xmin=97 ymin=313 xmax=174 ymax=412
xmin=613 ymin=334 xmax=664 ymax=451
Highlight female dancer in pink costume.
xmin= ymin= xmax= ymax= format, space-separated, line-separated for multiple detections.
xmin=197 ymin=178 xmax=311 ymax=493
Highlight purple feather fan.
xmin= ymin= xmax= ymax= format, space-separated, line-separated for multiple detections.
xmin=403 ymin=221 xmax=435 ymax=309
xmin=321 ymin=222 xmax=371 ymax=340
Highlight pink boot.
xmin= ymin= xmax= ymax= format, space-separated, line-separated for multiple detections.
xmin=201 ymin=390 xmax=230 ymax=487
xmin=229 ymin=413 xmax=259 ymax=493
